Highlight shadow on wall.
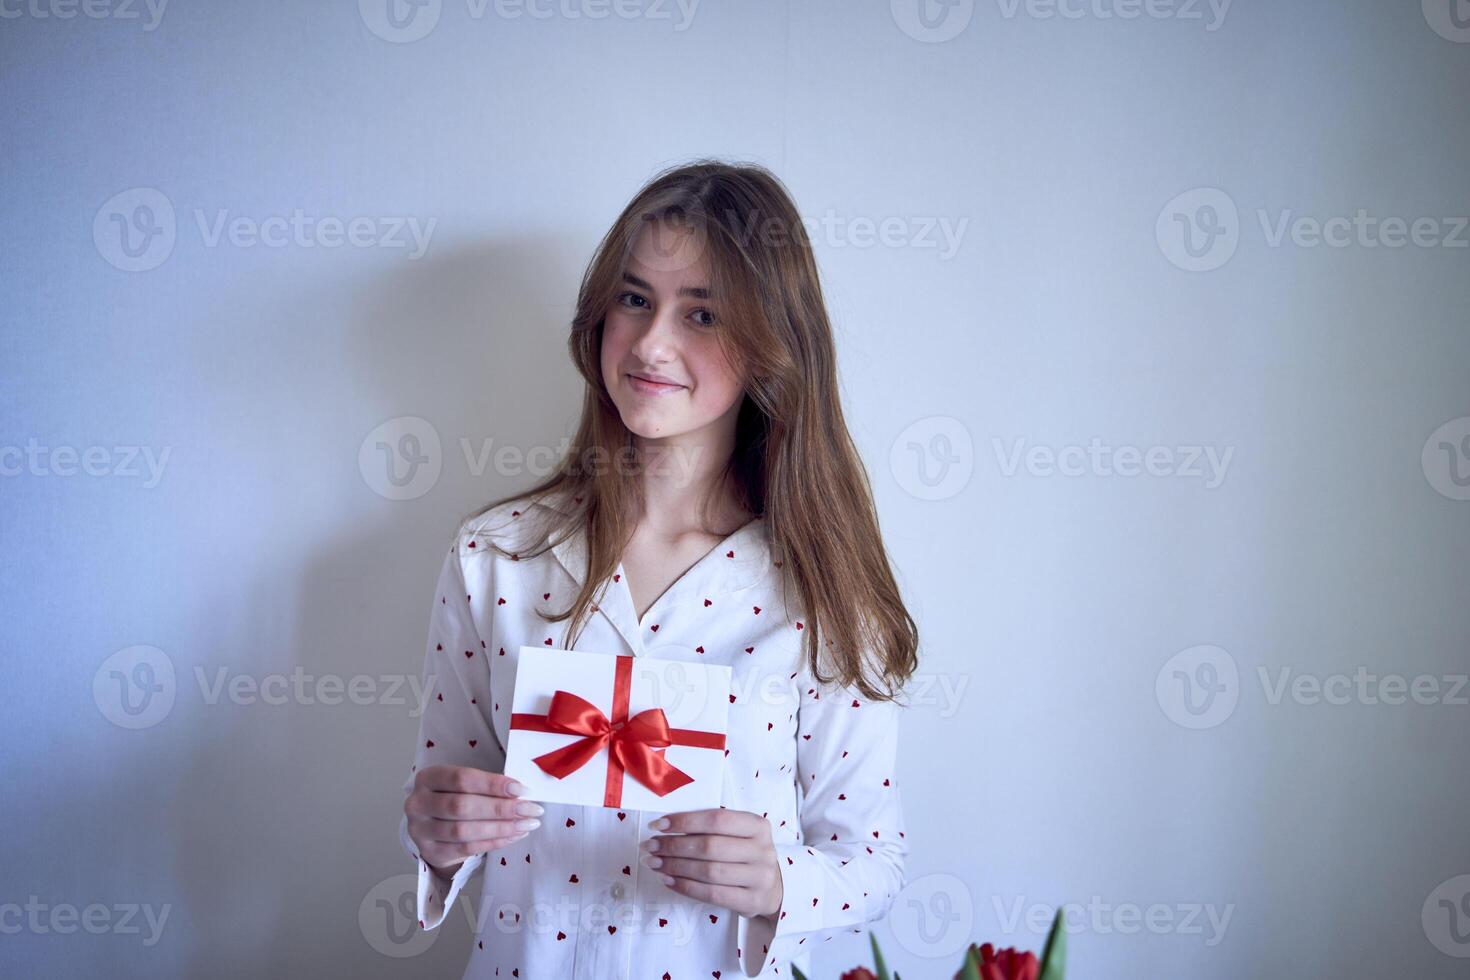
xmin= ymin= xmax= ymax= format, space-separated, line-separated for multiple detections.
xmin=167 ymin=236 xmax=586 ymax=978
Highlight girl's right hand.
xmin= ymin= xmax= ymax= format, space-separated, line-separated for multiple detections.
xmin=404 ymin=765 xmax=545 ymax=877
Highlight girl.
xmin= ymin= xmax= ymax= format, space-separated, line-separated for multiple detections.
xmin=399 ymin=160 xmax=919 ymax=979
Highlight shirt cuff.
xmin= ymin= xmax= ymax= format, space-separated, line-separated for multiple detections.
xmin=736 ymin=842 xmax=826 ymax=977
xmin=414 ymin=852 xmax=482 ymax=930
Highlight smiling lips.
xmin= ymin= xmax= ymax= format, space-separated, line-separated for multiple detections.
xmin=627 ymin=373 xmax=686 ymax=396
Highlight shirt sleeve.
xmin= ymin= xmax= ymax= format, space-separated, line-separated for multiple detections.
xmin=397 ymin=526 xmax=505 ymax=931
xmin=736 ymin=665 xmax=909 ymax=977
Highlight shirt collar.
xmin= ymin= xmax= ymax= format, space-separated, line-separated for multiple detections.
xmin=532 ymin=487 xmax=772 ymax=597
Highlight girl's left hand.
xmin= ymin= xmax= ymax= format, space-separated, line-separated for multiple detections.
xmin=641 ymin=808 xmax=783 ymax=920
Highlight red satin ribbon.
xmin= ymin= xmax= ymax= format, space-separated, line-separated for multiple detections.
xmin=509 ymin=654 xmax=726 ymax=807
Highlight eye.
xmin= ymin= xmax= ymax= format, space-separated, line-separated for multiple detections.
xmin=617 ymin=291 xmax=650 ymax=310
xmin=690 ymin=308 xmax=718 ymax=328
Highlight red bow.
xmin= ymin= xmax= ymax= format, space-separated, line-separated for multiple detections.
xmin=510 ymin=654 xmax=725 ymax=807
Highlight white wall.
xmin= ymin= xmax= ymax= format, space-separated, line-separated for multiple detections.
xmin=3 ymin=0 xmax=1468 ymax=976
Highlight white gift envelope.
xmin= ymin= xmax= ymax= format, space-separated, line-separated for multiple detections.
xmin=504 ymin=646 xmax=731 ymax=812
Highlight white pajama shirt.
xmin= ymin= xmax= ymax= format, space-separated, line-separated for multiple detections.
xmin=398 ymin=490 xmax=908 ymax=979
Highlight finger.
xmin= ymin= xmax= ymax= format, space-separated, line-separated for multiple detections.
xmin=652 ymin=808 xmax=764 ymax=838
xmin=645 ymin=833 xmax=756 ymax=863
xmin=414 ymin=791 xmax=543 ymax=821
xmin=659 ymin=875 xmax=753 ymax=915
xmin=416 ymin=764 xmax=526 ymax=798
xmin=421 ymin=816 xmax=543 ymax=843
xmin=648 ymin=855 xmax=764 ymax=887
xmin=422 ymin=831 xmax=528 ymax=865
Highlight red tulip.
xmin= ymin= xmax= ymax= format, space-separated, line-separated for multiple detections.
xmin=955 ymin=942 xmax=1040 ymax=980
xmin=838 ymin=969 xmax=878 ymax=980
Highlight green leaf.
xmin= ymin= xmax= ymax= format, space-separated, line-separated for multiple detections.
xmin=1038 ymin=907 xmax=1067 ymax=980
xmin=870 ymin=931 xmax=892 ymax=980
xmin=791 ymin=966 xmax=808 ymax=980
xmin=957 ymin=945 xmax=982 ymax=980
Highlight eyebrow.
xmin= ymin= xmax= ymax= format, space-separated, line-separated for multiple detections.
xmin=621 ymin=272 xmax=711 ymax=300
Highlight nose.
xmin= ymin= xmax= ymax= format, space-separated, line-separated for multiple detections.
xmin=628 ymin=303 xmax=681 ymax=364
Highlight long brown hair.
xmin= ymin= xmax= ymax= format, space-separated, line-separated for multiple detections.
xmin=464 ymin=159 xmax=918 ymax=701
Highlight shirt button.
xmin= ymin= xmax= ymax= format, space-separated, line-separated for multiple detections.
xmin=611 ymin=883 xmax=625 ymax=899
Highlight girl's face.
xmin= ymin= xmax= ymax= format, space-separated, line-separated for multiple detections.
xmin=600 ymin=219 xmax=747 ymax=447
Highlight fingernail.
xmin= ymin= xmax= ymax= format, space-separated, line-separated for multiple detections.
xmin=516 ymin=818 xmax=541 ymax=831
xmin=642 ymin=855 xmax=663 ymax=869
xmin=643 ymin=837 xmax=660 ymax=852
xmin=515 ymin=802 xmax=545 ymax=817
xmin=659 ymin=873 xmax=675 ymax=886
xmin=648 ymin=817 xmax=669 ymax=830
xmin=507 ymin=780 xmax=527 ymax=796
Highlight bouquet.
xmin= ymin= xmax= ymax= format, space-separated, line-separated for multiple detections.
xmin=794 ymin=907 xmax=1065 ymax=980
